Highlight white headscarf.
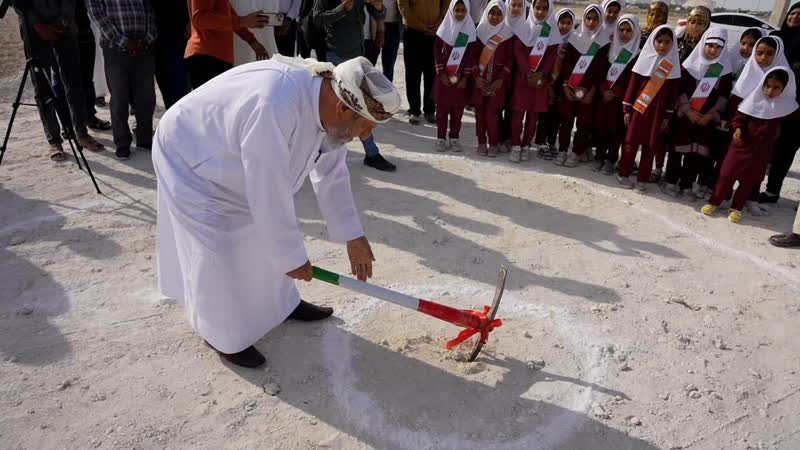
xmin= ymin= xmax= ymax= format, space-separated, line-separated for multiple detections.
xmin=556 ymin=8 xmax=576 ymax=44
xmin=476 ymin=0 xmax=514 ymax=43
xmin=567 ymin=4 xmax=610 ymax=54
xmin=470 ymin=0 xmax=488 ymax=24
xmin=732 ymin=36 xmax=789 ymax=99
xmin=599 ymin=0 xmax=623 ymax=42
xmin=682 ymin=27 xmax=733 ymax=80
xmin=608 ymin=14 xmax=641 ymax=63
xmin=517 ymin=0 xmax=560 ymax=47
xmin=504 ymin=0 xmax=530 ymax=40
xmin=272 ymin=55 xmax=401 ymax=123
xmin=738 ymin=67 xmax=799 ymax=120
xmin=437 ymin=0 xmax=477 ymax=46
xmin=632 ymin=24 xmax=681 ymax=79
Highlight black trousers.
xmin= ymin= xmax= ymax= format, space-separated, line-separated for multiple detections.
xmin=402 ymin=27 xmax=436 ymax=116
xmin=186 ymin=54 xmax=233 ymax=89
xmin=765 ymin=117 xmax=800 ymax=196
xmin=155 ymin=35 xmax=191 ymax=109
xmin=275 ymin=20 xmax=298 ymax=56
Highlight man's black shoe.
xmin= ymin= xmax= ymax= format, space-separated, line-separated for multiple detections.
xmin=205 ymin=342 xmax=266 ymax=368
xmin=364 ymin=154 xmax=397 ymax=172
xmin=288 ymin=300 xmax=334 ymax=321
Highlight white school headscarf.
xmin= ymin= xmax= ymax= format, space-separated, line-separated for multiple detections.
xmin=504 ymin=0 xmax=530 ymax=40
xmin=599 ymin=0 xmax=623 ymax=41
xmin=437 ymin=0 xmax=478 ymax=46
xmin=476 ymin=0 xmax=514 ymax=43
xmin=517 ymin=0 xmax=560 ymax=47
xmin=726 ymin=28 xmax=766 ymax=78
xmin=470 ymin=0 xmax=489 ymax=24
xmin=738 ymin=67 xmax=799 ymax=120
xmin=682 ymin=27 xmax=733 ymax=80
xmin=272 ymin=55 xmax=401 ymax=123
xmin=732 ymin=36 xmax=789 ymax=99
xmin=568 ymin=4 xmax=610 ymax=54
xmin=556 ymin=8 xmax=576 ymax=43
xmin=632 ymin=24 xmax=681 ymax=79
xmin=608 ymin=14 xmax=641 ymax=63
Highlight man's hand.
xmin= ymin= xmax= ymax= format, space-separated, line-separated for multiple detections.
xmin=33 ymin=23 xmax=63 ymax=41
xmin=278 ymin=18 xmax=291 ymax=37
xmin=342 ymin=0 xmax=355 ymax=12
xmin=347 ymin=236 xmax=375 ymax=282
xmin=250 ymin=40 xmax=270 ymax=60
xmin=287 ymin=260 xmax=313 ymax=281
xmin=241 ymin=11 xmax=270 ymax=28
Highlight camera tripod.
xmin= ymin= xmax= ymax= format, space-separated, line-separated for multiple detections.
xmin=0 ymin=6 xmax=102 ymax=194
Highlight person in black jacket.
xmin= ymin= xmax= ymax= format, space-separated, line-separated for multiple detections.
xmin=152 ymin=0 xmax=191 ymax=109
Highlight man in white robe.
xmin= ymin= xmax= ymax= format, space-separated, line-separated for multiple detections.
xmin=153 ymin=56 xmax=401 ymax=368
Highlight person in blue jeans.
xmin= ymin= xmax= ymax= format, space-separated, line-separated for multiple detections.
xmin=314 ymin=0 xmax=397 ymax=172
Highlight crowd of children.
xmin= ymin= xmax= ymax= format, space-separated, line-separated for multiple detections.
xmin=431 ymin=0 xmax=800 ymax=224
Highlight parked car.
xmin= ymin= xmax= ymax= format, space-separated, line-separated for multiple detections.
xmin=676 ymin=13 xmax=777 ymax=45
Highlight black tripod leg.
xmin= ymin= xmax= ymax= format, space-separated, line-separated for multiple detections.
xmin=64 ymin=138 xmax=84 ymax=170
xmin=76 ymin=142 xmax=101 ymax=194
xmin=0 ymin=61 xmax=32 ymax=166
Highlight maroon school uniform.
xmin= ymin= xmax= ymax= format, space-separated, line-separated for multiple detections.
xmin=471 ymin=38 xmax=513 ymax=147
xmin=594 ymin=55 xmax=638 ymax=163
xmin=510 ymin=39 xmax=558 ymax=147
xmin=557 ymin=42 xmax=611 ymax=154
xmin=619 ymin=72 xmax=680 ymax=182
xmin=433 ymin=37 xmax=477 ymax=140
xmin=709 ymin=111 xmax=781 ymax=210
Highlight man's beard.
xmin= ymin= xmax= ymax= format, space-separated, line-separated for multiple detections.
xmin=324 ymin=122 xmax=356 ymax=148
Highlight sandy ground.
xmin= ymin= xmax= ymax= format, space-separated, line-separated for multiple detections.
xmin=3 ymin=8 xmax=800 ymax=450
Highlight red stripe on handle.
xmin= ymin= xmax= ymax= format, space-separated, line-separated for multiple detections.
xmin=418 ymin=299 xmax=484 ymax=330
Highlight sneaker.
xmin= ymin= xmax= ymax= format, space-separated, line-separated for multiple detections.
xmin=758 ymin=191 xmax=779 ymax=204
xmin=579 ymin=150 xmax=594 ymax=163
xmin=487 ymin=146 xmax=498 ymax=158
xmin=661 ymin=183 xmax=679 ymax=197
xmin=477 ymin=144 xmax=488 ymax=156
xmin=450 ymin=139 xmax=463 ymax=153
xmin=537 ymin=143 xmax=550 ymax=159
xmin=115 ymin=146 xmax=131 ymax=160
xmin=509 ymin=146 xmax=522 ymax=163
xmin=435 ymin=139 xmax=448 ymax=152
xmin=681 ymin=188 xmax=697 ymax=202
xmin=634 ymin=182 xmax=648 ymax=194
xmin=591 ymin=160 xmax=605 ymax=172
xmin=424 ymin=113 xmax=436 ymax=124
xmin=364 ymin=154 xmax=397 ymax=172
xmin=602 ymin=163 xmax=615 ymax=176
xmin=728 ymin=209 xmax=742 ymax=224
xmin=409 ymin=114 xmax=421 ymax=125
xmin=746 ymin=201 xmax=770 ymax=217
xmin=499 ymin=141 xmax=511 ymax=153
xmin=701 ymin=204 xmax=718 ymax=215
xmin=649 ymin=167 xmax=663 ymax=183
xmin=693 ymin=185 xmax=709 ymax=200
xmin=564 ymin=152 xmax=579 ymax=168
xmin=520 ymin=146 xmax=532 ymax=162
xmin=617 ymin=175 xmax=635 ymax=189
xmin=553 ymin=151 xmax=568 ymax=166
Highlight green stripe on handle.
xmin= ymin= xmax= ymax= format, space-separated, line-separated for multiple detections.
xmin=312 ymin=266 xmax=340 ymax=285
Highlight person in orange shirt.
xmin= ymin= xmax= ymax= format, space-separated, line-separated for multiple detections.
xmin=185 ymin=0 xmax=271 ymax=89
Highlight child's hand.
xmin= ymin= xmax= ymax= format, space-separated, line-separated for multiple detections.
xmin=602 ymin=90 xmax=615 ymax=103
xmin=624 ymin=113 xmax=632 ymax=126
xmin=698 ymin=113 xmax=714 ymax=127
xmin=687 ymin=110 xmax=702 ymax=123
xmin=660 ymin=119 xmax=669 ymax=133
xmin=581 ymin=90 xmax=594 ymax=104
xmin=457 ymin=77 xmax=468 ymax=89
xmin=733 ymin=128 xmax=743 ymax=143
xmin=563 ymin=85 xmax=577 ymax=101
xmin=475 ymin=77 xmax=487 ymax=90
xmin=440 ymin=72 xmax=452 ymax=87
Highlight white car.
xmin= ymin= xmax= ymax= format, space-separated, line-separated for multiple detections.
xmin=677 ymin=13 xmax=777 ymax=45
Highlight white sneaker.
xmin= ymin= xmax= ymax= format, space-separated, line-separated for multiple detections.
xmin=564 ymin=152 xmax=580 ymax=168
xmin=450 ymin=139 xmax=463 ymax=152
xmin=521 ymin=146 xmax=532 ymax=161
xmin=509 ymin=146 xmax=522 ymax=163
xmin=747 ymin=200 xmax=770 ymax=216
xmin=602 ymin=163 xmax=615 ymax=176
xmin=435 ymin=139 xmax=447 ymax=152
xmin=553 ymin=151 xmax=568 ymax=166
xmin=634 ymin=182 xmax=648 ymax=194
xmin=617 ymin=175 xmax=635 ymax=189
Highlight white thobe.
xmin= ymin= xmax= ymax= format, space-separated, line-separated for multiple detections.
xmin=231 ymin=0 xmax=280 ymax=65
xmin=153 ymin=60 xmax=365 ymax=354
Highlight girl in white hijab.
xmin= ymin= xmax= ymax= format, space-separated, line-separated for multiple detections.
xmin=731 ymin=36 xmax=789 ymax=108
xmin=703 ymin=67 xmax=798 ymax=223
xmin=618 ymin=24 xmax=681 ymax=191
xmin=434 ymin=0 xmax=478 ymax=153
xmin=472 ymin=0 xmax=515 ymax=157
xmin=594 ymin=14 xmax=641 ymax=174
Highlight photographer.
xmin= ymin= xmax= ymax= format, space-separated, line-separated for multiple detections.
xmin=13 ymin=0 xmax=106 ymax=162
xmin=86 ymin=0 xmax=158 ymax=160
